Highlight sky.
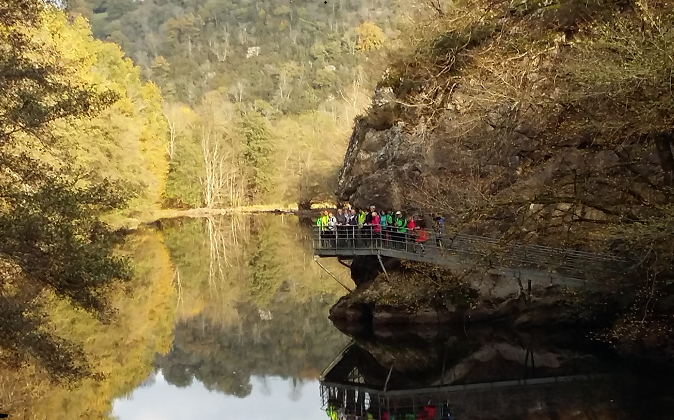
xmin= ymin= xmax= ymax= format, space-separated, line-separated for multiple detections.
xmin=112 ymin=372 xmax=326 ymax=420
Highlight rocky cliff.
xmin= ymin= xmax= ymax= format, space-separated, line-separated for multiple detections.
xmin=333 ymin=0 xmax=674 ymax=351
xmin=337 ymin=0 xmax=674 ymax=257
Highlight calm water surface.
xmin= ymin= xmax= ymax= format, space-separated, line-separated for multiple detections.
xmin=99 ymin=215 xmax=674 ymax=420
xmin=113 ymin=374 xmax=324 ymax=420
xmin=110 ymin=214 xmax=350 ymax=420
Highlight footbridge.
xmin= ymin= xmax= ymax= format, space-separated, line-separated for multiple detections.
xmin=311 ymin=226 xmax=633 ymax=287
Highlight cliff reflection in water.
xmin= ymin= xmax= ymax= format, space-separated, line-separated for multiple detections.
xmin=319 ymin=326 xmax=674 ymax=420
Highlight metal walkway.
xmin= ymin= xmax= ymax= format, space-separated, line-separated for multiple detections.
xmin=311 ymin=226 xmax=632 ymax=286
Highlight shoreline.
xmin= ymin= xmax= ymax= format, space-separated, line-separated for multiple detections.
xmin=106 ymin=203 xmax=333 ymax=230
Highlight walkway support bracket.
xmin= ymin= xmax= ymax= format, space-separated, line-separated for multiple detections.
xmin=337 ymin=258 xmax=352 ymax=269
xmin=383 ymin=365 xmax=394 ymax=393
xmin=315 ymin=256 xmax=353 ymax=293
xmin=377 ymin=252 xmax=390 ymax=281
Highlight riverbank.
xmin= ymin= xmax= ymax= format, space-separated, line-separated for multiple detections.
xmin=103 ymin=202 xmax=336 ymax=230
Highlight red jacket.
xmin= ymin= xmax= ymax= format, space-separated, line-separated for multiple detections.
xmin=416 ymin=228 xmax=428 ymax=243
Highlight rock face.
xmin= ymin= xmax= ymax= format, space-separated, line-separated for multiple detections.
xmin=336 ymin=2 xmax=674 ymax=254
xmin=336 ymin=116 xmax=413 ymax=211
xmin=329 ymin=260 xmax=623 ymax=332
xmin=336 ymin=87 xmax=668 ymax=241
xmin=332 ymin=1 xmax=674 ymax=361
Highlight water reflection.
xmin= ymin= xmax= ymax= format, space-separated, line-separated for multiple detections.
xmin=113 ymin=373 xmax=324 ymax=420
xmin=110 ymin=214 xmax=351 ymax=419
xmin=8 ymin=214 xmax=674 ymax=420
xmin=319 ymin=326 xmax=674 ymax=420
xmin=1 ymin=214 xmax=351 ymax=420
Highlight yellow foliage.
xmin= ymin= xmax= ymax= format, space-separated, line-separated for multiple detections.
xmin=30 ymin=10 xmax=169 ymax=212
xmin=356 ymin=21 xmax=385 ymax=52
xmin=268 ymin=111 xmax=352 ymax=205
xmin=0 ymin=229 xmax=176 ymax=420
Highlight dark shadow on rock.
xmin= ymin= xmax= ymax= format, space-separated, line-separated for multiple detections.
xmin=350 ymin=255 xmax=401 ymax=288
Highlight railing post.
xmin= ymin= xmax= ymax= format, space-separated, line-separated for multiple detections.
xmin=405 ymin=228 xmax=409 ymax=253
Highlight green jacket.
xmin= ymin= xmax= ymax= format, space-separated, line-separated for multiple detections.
xmin=317 ymin=215 xmax=329 ymax=231
xmin=395 ymin=217 xmax=407 ymax=233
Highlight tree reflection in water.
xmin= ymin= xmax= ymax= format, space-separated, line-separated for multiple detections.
xmin=155 ymin=214 xmax=350 ymax=397
xmin=1 ymin=214 xmax=351 ymax=419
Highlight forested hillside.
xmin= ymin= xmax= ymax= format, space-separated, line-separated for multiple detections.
xmin=70 ymin=0 xmax=400 ymax=208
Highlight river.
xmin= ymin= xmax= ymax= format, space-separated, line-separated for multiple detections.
xmin=8 ymin=214 xmax=674 ymax=419
xmin=109 ymin=214 xmax=351 ymax=419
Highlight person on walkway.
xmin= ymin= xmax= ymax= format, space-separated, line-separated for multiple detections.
xmin=336 ymin=208 xmax=347 ymax=247
xmin=417 ymin=405 xmax=436 ymax=420
xmin=415 ymin=225 xmax=428 ymax=254
xmin=440 ymin=404 xmax=452 ymax=420
xmin=434 ymin=213 xmax=444 ymax=248
xmin=379 ymin=209 xmax=389 ymax=247
xmin=386 ymin=210 xmax=394 ymax=247
xmin=364 ymin=205 xmax=375 ymax=246
xmin=317 ymin=211 xmax=329 ymax=247
xmin=406 ymin=216 xmax=417 ymax=251
xmin=326 ymin=404 xmax=338 ymax=420
xmin=327 ymin=212 xmax=337 ymax=248
xmin=316 ymin=213 xmax=323 ymax=248
xmin=347 ymin=208 xmax=357 ymax=247
xmin=357 ymin=208 xmax=367 ymax=225
xmin=357 ymin=208 xmax=367 ymax=247
xmin=394 ymin=211 xmax=406 ymax=249
xmin=365 ymin=205 xmax=375 ymax=224
xmin=372 ymin=211 xmax=381 ymax=247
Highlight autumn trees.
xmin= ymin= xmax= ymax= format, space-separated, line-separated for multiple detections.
xmin=73 ymin=0 xmax=394 ymax=208
xmin=355 ymin=21 xmax=385 ymax=52
xmin=0 ymin=0 xmax=170 ymax=382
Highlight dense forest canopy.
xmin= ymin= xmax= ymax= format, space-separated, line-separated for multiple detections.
xmin=66 ymin=0 xmax=400 ymax=209
xmin=70 ymin=0 xmax=395 ymax=109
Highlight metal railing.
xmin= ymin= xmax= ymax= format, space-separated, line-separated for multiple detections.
xmin=311 ymin=224 xmax=632 ymax=280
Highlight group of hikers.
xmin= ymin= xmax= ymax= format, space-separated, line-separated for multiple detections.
xmin=315 ymin=205 xmax=445 ymax=254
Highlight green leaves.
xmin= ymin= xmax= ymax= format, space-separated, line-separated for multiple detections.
xmin=239 ymin=111 xmax=274 ymax=199
xmin=0 ymin=0 xmax=167 ymax=381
